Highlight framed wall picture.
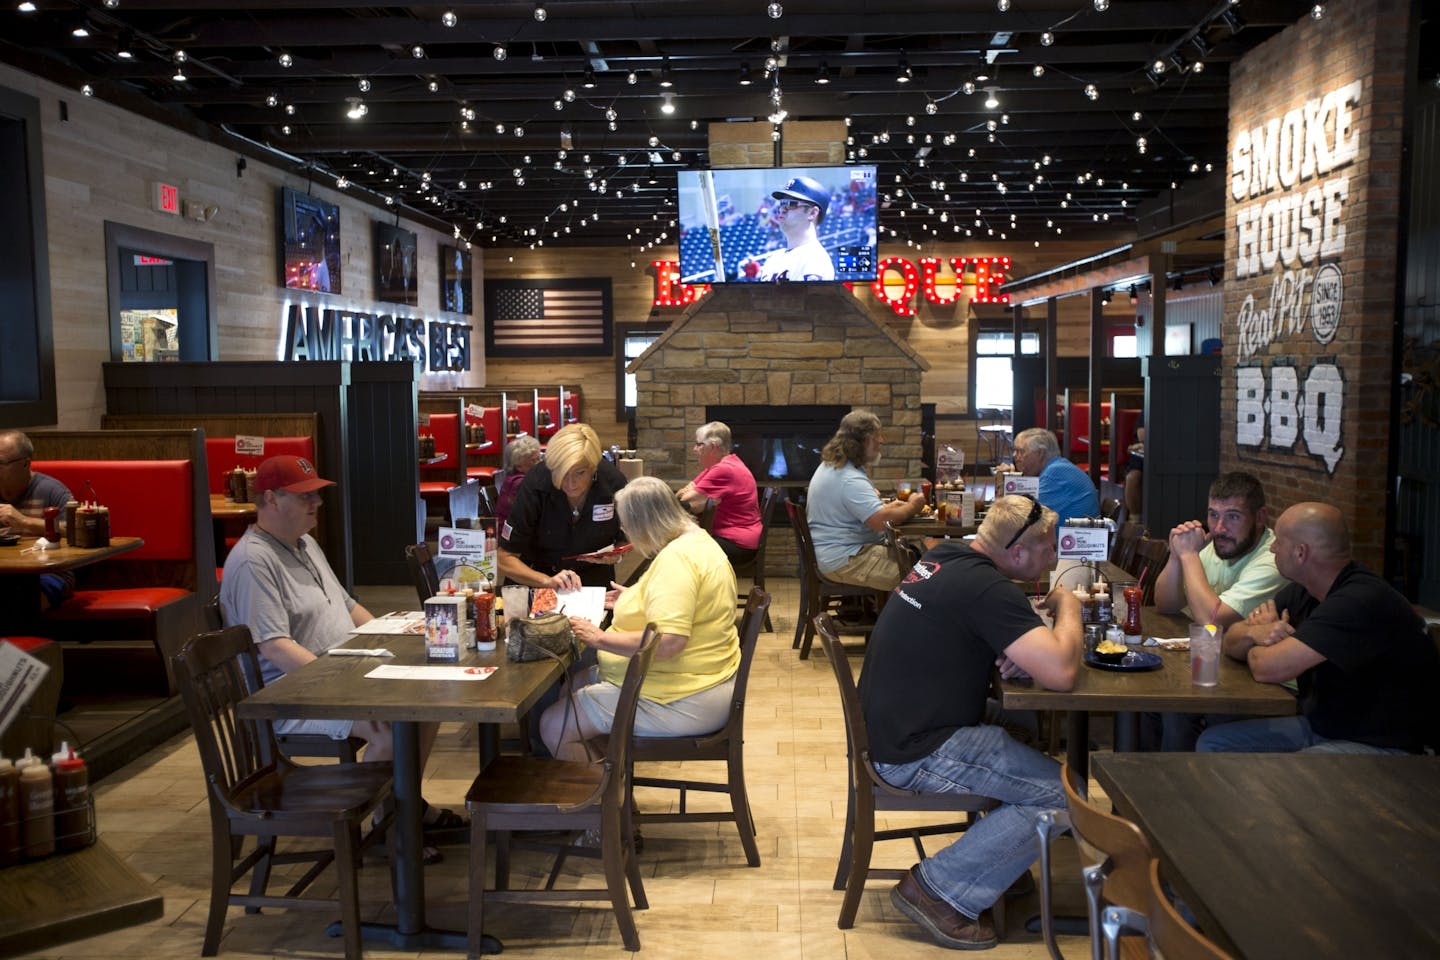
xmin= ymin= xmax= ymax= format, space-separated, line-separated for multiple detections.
xmin=439 ymin=243 xmax=472 ymax=314
xmin=374 ymin=221 xmax=418 ymax=306
xmin=484 ymin=278 xmax=613 ymax=358
xmin=278 ymin=187 xmax=341 ymax=294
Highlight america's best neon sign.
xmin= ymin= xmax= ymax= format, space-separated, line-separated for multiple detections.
xmin=650 ymin=256 xmax=1009 ymax=316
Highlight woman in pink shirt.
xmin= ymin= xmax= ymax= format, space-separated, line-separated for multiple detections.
xmin=677 ymin=421 xmax=763 ymax=565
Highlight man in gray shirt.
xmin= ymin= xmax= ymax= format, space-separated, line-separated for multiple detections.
xmin=220 ymin=455 xmax=462 ymax=847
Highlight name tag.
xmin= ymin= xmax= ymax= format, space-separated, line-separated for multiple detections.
xmin=592 ymin=504 xmax=615 ymax=522
xmin=501 ymin=521 xmax=513 ymax=540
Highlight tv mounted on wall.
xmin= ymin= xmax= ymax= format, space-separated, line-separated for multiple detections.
xmin=374 ymin=221 xmax=419 ymax=306
xmin=677 ymin=164 xmax=877 ymax=284
xmin=278 ymin=187 xmax=341 ymax=294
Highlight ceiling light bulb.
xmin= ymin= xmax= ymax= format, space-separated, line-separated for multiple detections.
xmin=925 ymin=101 xmax=938 ymax=115
xmin=1084 ymin=83 xmax=1099 ymax=100
xmin=660 ymin=92 xmax=675 ymax=114
xmin=1094 ymin=0 xmax=1109 ymax=9
xmin=276 ymin=51 xmax=293 ymax=67
xmin=441 ymin=10 xmax=457 ymax=27
xmin=265 ymin=93 xmax=279 ymax=107
xmin=583 ymin=66 xmax=596 ymax=88
xmin=984 ymin=88 xmax=999 ymax=109
xmin=605 ymin=107 xmax=617 ymax=121
xmin=284 ymin=103 xmax=295 ymax=115
xmin=72 ymin=21 xmax=91 ymax=38
xmin=17 ymin=2 xmax=36 ymax=11
xmin=1153 ymin=58 xmax=1166 ymax=74
xmin=1041 ymin=31 xmax=1055 ymax=46
xmin=428 ymin=80 xmax=439 ymax=92
xmin=533 ymin=3 xmax=547 ymax=21
xmin=358 ymin=78 xmax=371 ymax=93
xmin=997 ymin=0 xmax=1010 ymax=9
xmin=492 ymin=44 xmax=507 ymax=61
xmin=963 ymin=80 xmax=976 ymax=95
xmin=1310 ymin=3 xmax=1324 ymax=18
xmin=81 ymin=83 xmax=94 ymax=96
xmin=345 ymin=98 xmax=367 ymax=119
xmin=767 ymin=2 xmax=783 ymax=18
xmin=281 ymin=124 xmax=291 ymax=135
xmin=563 ymin=88 xmax=576 ymax=102
xmin=411 ymin=45 xmax=425 ymax=59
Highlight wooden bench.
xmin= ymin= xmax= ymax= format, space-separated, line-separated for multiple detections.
xmin=29 ymin=429 xmax=215 ymax=695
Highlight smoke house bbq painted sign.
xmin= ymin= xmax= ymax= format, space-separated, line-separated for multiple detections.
xmin=1230 ymin=78 xmax=1360 ymax=475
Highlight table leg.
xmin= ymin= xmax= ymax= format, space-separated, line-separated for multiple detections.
xmin=1112 ymin=711 xmax=1140 ymax=753
xmin=1065 ymin=711 xmax=1090 ymax=786
xmin=328 ymin=719 xmax=501 ymax=952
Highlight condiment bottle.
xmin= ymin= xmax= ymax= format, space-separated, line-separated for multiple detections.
xmin=17 ymin=748 xmax=55 ymax=858
xmin=51 ymin=743 xmax=90 ymax=851
xmin=64 ymin=499 xmax=79 ymax=545
xmin=475 ymin=576 xmax=496 ymax=652
xmin=1122 ymin=585 xmax=1144 ymax=643
xmin=0 ymin=754 xmax=19 ymax=866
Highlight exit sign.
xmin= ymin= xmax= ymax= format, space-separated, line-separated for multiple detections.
xmin=152 ymin=181 xmax=180 ymax=216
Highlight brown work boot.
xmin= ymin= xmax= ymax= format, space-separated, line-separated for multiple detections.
xmin=891 ymin=865 xmax=999 ymax=950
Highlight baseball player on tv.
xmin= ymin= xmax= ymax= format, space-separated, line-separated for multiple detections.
xmin=752 ymin=175 xmax=837 ymax=282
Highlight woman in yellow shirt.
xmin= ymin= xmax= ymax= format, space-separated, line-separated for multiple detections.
xmin=540 ymin=476 xmax=740 ymax=761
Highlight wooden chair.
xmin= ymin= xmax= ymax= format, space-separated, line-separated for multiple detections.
xmin=465 ymin=626 xmax=659 ymax=954
xmin=622 ymin=587 xmax=771 ymax=867
xmin=202 ymin=596 xmax=364 ymax=763
xmin=815 ymin=614 xmax=1002 ymax=930
xmin=1110 ymin=520 xmax=1144 ymax=571
xmin=1147 ymin=859 xmax=1234 ymax=960
xmin=1099 ymin=497 xmax=1127 ymax=526
xmin=1036 ymin=761 xmax=1152 ymax=960
xmin=1127 ymin=537 xmax=1171 ymax=606
xmin=731 ymin=485 xmax=779 ymax=631
xmin=405 ymin=542 xmax=441 ymax=605
xmin=172 ymin=626 xmax=394 ymax=960
xmin=787 ymin=500 xmax=883 ymax=660
xmin=697 ymin=496 xmax=719 ymax=532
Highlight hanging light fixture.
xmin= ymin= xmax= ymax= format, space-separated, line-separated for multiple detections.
xmin=660 ymin=92 xmax=675 ymax=114
xmin=896 ymin=53 xmax=914 ymax=84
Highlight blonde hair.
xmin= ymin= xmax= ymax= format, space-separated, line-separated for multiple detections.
xmin=545 ymin=423 xmax=601 ymax=488
xmin=975 ymin=494 xmax=1057 ymax=552
xmin=614 ymin=476 xmax=697 ymax=557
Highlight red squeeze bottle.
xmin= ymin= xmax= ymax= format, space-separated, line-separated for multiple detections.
xmin=1123 ymin=585 xmax=1144 ymax=641
xmin=51 ymin=744 xmax=91 ymax=851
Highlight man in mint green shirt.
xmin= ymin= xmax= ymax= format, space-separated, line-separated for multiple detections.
xmin=1148 ymin=472 xmax=1289 ymax=750
xmin=1154 ymin=471 xmax=1287 ymax=629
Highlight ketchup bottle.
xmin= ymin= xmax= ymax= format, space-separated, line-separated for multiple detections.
xmin=51 ymin=743 xmax=91 ymax=851
xmin=1123 ymin=585 xmax=1144 ymax=642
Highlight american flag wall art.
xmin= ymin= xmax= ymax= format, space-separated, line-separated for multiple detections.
xmin=483 ymin=278 xmax=613 ymax=358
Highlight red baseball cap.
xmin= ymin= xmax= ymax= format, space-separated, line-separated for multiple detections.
xmin=255 ymin=455 xmax=335 ymax=494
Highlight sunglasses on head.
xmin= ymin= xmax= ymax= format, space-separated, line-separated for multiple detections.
xmin=1005 ymin=496 xmax=1043 ymax=549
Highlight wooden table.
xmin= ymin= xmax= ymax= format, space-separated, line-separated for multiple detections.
xmin=1093 ymin=752 xmax=1440 ymax=959
xmin=0 ymin=839 xmax=164 ymax=954
xmin=418 ymin=454 xmax=449 ymax=466
xmin=207 ymin=494 xmax=256 ymax=520
xmin=1000 ymin=607 xmax=1296 ymax=778
xmin=235 ymin=634 xmax=563 ymax=951
xmin=0 ymin=536 xmax=145 ymax=621
xmin=0 ymin=536 xmax=144 ymax=573
xmin=895 ymin=516 xmax=977 ymax=538
xmin=465 ymin=441 xmax=496 ymax=454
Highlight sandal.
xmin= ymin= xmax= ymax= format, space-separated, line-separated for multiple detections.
xmin=422 ymin=844 xmax=443 ymax=865
xmin=422 ymin=802 xmax=469 ymax=834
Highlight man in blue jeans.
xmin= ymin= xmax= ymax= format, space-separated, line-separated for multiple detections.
xmin=1198 ymin=501 xmax=1439 ymax=755
xmin=858 ymin=495 xmax=1083 ymax=949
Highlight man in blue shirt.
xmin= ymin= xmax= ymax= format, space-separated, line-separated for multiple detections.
xmin=1012 ymin=428 xmax=1099 ymax=526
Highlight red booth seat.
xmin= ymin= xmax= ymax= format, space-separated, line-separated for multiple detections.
xmin=29 ymin=459 xmax=205 ymax=694
xmin=204 ymin=436 xmax=316 ymax=494
xmin=421 ymin=413 xmax=461 ymax=496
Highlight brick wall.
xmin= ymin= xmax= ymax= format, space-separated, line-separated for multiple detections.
xmin=1220 ymin=0 xmax=1410 ymax=569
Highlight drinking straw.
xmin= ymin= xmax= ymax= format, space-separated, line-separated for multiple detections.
xmin=1137 ymin=563 xmax=1151 ymax=588
xmin=1208 ymin=599 xmax=1222 ymax=627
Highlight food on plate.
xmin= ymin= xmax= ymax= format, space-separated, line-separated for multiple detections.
xmin=1095 ymin=639 xmax=1128 ymax=655
xmin=530 ymin=587 xmax=559 ymax=616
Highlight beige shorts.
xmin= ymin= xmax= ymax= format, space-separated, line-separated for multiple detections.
xmin=822 ymin=541 xmax=910 ymax=592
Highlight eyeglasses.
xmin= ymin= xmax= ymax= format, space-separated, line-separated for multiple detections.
xmin=0 ymin=456 xmax=30 ymax=468
xmin=1004 ymin=496 xmax=1043 ymax=549
xmin=776 ymin=199 xmax=815 ymax=211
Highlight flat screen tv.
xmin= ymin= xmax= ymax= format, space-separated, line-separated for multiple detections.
xmin=677 ymin=164 xmax=877 ymax=284
xmin=439 ymin=242 xmax=472 ymax=314
xmin=374 ymin=221 xmax=419 ymax=306
xmin=278 ymin=187 xmax=341 ymax=294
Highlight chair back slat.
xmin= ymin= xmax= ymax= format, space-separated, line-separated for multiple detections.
xmin=595 ymin=626 xmax=660 ymax=818
xmin=174 ymin=626 xmax=281 ymax=809
xmin=729 ymin=588 xmax=772 ymax=721
xmin=1147 ymin=859 xmax=1234 ymax=960
xmin=698 ymin=497 xmax=719 ymax=533
xmin=815 ymin=614 xmax=868 ymax=792
xmin=1061 ymin=761 xmax=1152 ymax=911
xmin=1128 ymin=537 xmax=1171 ymax=605
xmin=786 ymin=499 xmax=819 ymax=583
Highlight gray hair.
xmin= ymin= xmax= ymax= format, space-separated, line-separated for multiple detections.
xmin=614 ymin=475 xmax=697 ymax=558
xmin=0 ymin=430 xmax=34 ymax=459
xmin=821 ymin=409 xmax=882 ymax=467
xmin=503 ymin=434 xmax=541 ymax=471
xmin=1014 ymin=427 xmax=1060 ymax=462
xmin=696 ymin=421 xmax=732 ymax=451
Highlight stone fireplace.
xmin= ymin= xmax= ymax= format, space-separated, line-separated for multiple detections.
xmin=629 ymin=284 xmax=927 ymax=575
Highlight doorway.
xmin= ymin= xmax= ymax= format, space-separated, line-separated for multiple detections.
xmin=104 ymin=221 xmax=218 ymax=362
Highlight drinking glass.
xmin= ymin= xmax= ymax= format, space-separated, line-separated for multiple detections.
xmin=1190 ymin=622 xmax=1221 ymax=686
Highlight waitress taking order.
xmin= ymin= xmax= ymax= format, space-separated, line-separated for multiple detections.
xmin=497 ymin=422 xmax=629 ymax=589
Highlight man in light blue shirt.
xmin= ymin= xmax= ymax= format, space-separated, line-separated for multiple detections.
xmin=806 ymin=410 xmax=925 ymax=591
xmin=1012 ymin=428 xmax=1099 ymax=526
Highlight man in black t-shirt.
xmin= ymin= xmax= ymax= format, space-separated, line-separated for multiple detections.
xmin=1201 ymin=502 xmax=1439 ymax=754
xmin=859 ymin=495 xmax=1083 ymax=951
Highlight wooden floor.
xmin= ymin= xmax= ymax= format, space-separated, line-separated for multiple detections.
xmin=16 ymin=577 xmax=1095 ymax=960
